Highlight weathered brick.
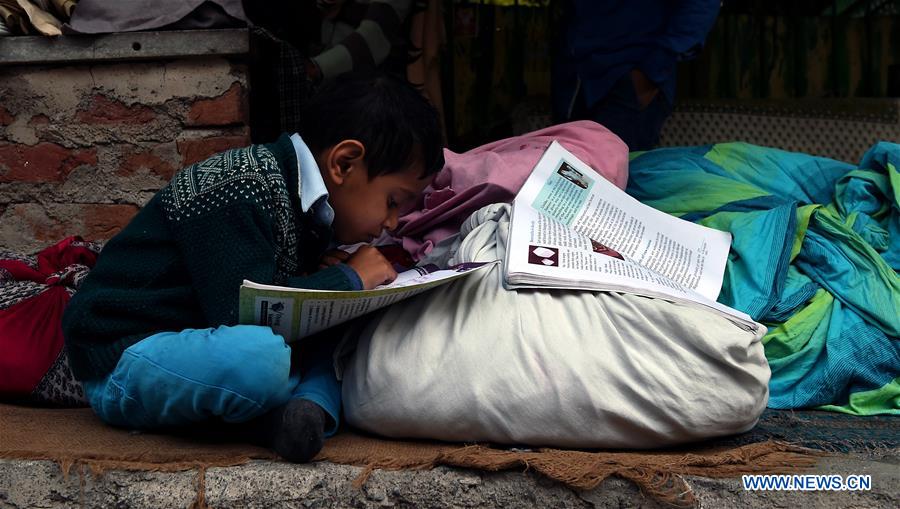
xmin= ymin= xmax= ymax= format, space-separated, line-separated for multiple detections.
xmin=80 ymin=204 xmax=141 ymax=239
xmin=120 ymin=148 xmax=179 ymax=180
xmin=8 ymin=203 xmax=139 ymax=245
xmin=76 ymin=94 xmax=157 ymax=125
xmin=0 ymin=142 xmax=98 ymax=183
xmin=9 ymin=205 xmax=67 ymax=244
xmin=186 ymin=82 xmax=247 ymax=126
xmin=177 ymin=134 xmax=250 ymax=166
xmin=0 ymin=105 xmax=13 ymax=126
xmin=1 ymin=57 xmax=251 ymax=254
xmin=27 ymin=114 xmax=50 ymax=125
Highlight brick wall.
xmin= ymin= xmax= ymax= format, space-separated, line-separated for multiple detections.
xmin=0 ymin=55 xmax=250 ymax=254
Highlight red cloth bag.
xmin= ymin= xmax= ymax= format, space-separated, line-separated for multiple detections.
xmin=0 ymin=237 xmax=100 ymax=406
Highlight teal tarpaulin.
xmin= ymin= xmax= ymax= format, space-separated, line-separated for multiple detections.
xmin=628 ymin=142 xmax=900 ymax=415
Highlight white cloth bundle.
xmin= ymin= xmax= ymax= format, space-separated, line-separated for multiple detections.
xmin=341 ymin=204 xmax=770 ymax=448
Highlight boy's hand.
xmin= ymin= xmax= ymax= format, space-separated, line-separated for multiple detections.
xmin=318 ymin=249 xmax=350 ymax=270
xmin=346 ymin=245 xmax=397 ymax=289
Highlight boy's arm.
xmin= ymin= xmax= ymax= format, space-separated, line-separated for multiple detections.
xmin=169 ymin=200 xmax=281 ymax=326
xmin=286 ymin=263 xmax=363 ymax=291
xmin=171 ymin=201 xmax=363 ymax=326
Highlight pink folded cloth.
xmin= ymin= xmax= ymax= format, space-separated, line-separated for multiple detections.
xmin=395 ymin=120 xmax=629 ymax=260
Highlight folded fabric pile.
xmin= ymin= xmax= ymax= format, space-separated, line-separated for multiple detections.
xmin=0 ymin=236 xmax=99 ymax=406
xmin=396 ymin=120 xmax=630 ymax=260
xmin=627 ymin=142 xmax=900 ymax=415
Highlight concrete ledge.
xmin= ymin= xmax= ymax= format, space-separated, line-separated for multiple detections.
xmin=1 ymin=453 xmax=897 ymax=508
xmin=0 ymin=29 xmax=249 ymax=66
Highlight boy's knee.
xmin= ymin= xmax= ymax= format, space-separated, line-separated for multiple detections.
xmin=208 ymin=324 xmax=293 ymax=379
xmin=125 ymin=326 xmax=295 ymax=416
xmin=97 ymin=326 xmax=296 ymax=427
xmin=210 ymin=324 xmax=288 ymax=348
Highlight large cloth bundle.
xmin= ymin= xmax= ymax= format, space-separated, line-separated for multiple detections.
xmin=342 ymin=204 xmax=769 ymax=448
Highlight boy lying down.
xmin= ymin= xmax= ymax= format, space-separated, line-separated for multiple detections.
xmin=62 ymin=73 xmax=445 ymax=462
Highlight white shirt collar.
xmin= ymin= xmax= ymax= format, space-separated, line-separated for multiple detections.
xmin=290 ymin=133 xmax=334 ymax=226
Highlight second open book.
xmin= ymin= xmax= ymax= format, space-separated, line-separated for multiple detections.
xmin=504 ymin=141 xmax=760 ymax=332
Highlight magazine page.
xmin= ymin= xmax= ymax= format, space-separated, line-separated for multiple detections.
xmin=504 ymin=204 xmax=756 ymax=327
xmin=504 ymin=141 xmax=755 ymax=329
xmin=239 ymin=262 xmax=493 ymax=342
xmin=510 ymin=141 xmax=732 ymax=301
xmin=507 ymin=204 xmax=694 ymax=294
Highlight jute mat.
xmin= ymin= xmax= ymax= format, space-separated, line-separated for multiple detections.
xmin=706 ymin=408 xmax=899 ymax=454
xmin=0 ymin=403 xmax=821 ymax=506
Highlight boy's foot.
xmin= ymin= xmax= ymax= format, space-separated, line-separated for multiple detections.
xmin=250 ymin=399 xmax=327 ymax=463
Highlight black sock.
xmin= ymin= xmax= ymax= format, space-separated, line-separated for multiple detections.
xmin=248 ymin=399 xmax=327 ymax=463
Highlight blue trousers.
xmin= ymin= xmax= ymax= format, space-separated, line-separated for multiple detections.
xmin=82 ymin=325 xmax=341 ymax=436
xmin=562 ymin=73 xmax=673 ymax=152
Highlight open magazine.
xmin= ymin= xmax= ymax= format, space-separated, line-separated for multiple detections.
xmin=504 ymin=141 xmax=759 ymax=331
xmin=239 ymin=262 xmax=492 ymax=342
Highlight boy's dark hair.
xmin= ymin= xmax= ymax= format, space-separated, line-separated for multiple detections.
xmin=299 ymin=72 xmax=445 ymax=179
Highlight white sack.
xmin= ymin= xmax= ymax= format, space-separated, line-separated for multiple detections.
xmin=342 ymin=204 xmax=770 ymax=448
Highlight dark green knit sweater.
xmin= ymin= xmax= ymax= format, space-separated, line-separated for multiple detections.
xmin=62 ymin=134 xmax=360 ymax=381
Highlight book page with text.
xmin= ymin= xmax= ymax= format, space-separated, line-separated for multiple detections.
xmin=512 ymin=141 xmax=732 ymax=301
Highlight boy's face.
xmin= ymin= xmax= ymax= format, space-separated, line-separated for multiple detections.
xmin=321 ymin=141 xmax=433 ymax=245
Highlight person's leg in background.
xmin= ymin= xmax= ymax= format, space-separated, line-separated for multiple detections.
xmin=568 ymin=72 xmax=673 ymax=152
xmin=81 ymin=324 xmax=335 ymax=461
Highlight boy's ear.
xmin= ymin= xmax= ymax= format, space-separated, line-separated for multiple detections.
xmin=323 ymin=140 xmax=366 ymax=185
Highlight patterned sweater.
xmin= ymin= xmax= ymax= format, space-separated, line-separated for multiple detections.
xmin=62 ymin=134 xmax=359 ymax=381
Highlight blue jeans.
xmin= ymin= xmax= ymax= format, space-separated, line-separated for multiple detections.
xmin=566 ymin=74 xmax=673 ymax=152
xmin=82 ymin=325 xmax=341 ymax=436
